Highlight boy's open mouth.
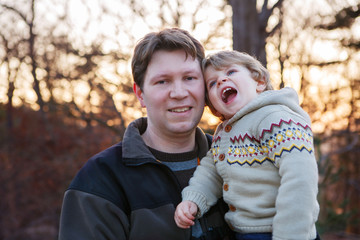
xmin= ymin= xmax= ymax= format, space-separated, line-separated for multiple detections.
xmin=221 ymin=87 xmax=237 ymax=103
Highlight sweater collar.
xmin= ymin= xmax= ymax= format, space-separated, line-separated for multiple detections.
xmin=225 ymin=87 xmax=310 ymax=126
xmin=214 ymin=87 xmax=310 ymax=136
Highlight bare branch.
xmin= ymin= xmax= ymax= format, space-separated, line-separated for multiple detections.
xmin=0 ymin=4 xmax=28 ymax=23
xmin=259 ymin=0 xmax=284 ymax=26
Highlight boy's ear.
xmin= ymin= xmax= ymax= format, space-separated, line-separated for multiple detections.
xmin=133 ymin=83 xmax=146 ymax=108
xmin=256 ymin=77 xmax=267 ymax=93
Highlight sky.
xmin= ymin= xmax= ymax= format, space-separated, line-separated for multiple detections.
xmin=0 ymin=0 xmax=358 ymax=132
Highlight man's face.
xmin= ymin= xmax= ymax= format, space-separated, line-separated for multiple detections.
xmin=135 ymin=49 xmax=205 ymax=138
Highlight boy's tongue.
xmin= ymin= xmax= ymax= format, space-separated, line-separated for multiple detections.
xmin=222 ymin=88 xmax=237 ymax=103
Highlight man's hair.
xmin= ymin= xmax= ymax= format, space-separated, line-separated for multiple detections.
xmin=131 ymin=28 xmax=205 ymax=90
xmin=202 ymin=50 xmax=273 ymax=119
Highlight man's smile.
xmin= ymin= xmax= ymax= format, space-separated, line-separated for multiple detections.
xmin=169 ymin=107 xmax=192 ymax=113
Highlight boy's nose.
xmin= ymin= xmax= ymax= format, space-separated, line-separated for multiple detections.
xmin=217 ymin=78 xmax=227 ymax=87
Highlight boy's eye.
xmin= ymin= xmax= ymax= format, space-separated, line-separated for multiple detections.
xmin=227 ymin=70 xmax=235 ymax=76
xmin=185 ymin=76 xmax=195 ymax=81
xmin=208 ymin=80 xmax=216 ymax=88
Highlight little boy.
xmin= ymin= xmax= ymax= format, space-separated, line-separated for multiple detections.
xmin=174 ymin=50 xmax=320 ymax=240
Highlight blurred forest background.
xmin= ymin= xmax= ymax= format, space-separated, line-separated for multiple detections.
xmin=0 ymin=0 xmax=359 ymax=239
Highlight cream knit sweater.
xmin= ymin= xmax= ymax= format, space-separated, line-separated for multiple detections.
xmin=182 ymin=87 xmax=319 ymax=240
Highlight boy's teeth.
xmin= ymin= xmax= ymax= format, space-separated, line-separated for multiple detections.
xmin=222 ymin=88 xmax=232 ymax=95
xmin=222 ymin=88 xmax=231 ymax=100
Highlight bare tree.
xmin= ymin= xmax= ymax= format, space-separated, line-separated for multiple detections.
xmin=313 ymin=1 xmax=360 ymax=234
xmin=1 ymin=0 xmax=45 ymax=114
xmin=0 ymin=33 xmax=25 ymax=131
xmin=267 ymin=0 xmax=360 ymax=234
xmin=0 ymin=2 xmax=231 ymax=238
xmin=228 ymin=0 xmax=360 ymax=235
xmin=1 ymin=0 xmax=360 ymax=238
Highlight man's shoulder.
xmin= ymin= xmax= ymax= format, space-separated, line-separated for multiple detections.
xmin=67 ymin=142 xmax=125 ymax=202
xmin=75 ymin=141 xmax=123 ymax=174
xmin=90 ymin=141 xmax=123 ymax=162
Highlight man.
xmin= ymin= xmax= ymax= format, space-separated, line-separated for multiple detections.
xmin=58 ymin=28 xmax=232 ymax=240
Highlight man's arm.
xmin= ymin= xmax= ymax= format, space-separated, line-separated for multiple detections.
xmin=58 ymin=190 xmax=129 ymax=240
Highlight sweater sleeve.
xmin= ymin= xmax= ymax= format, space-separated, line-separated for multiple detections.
xmin=182 ymin=149 xmax=223 ymax=217
xmin=58 ymin=190 xmax=129 ymax=240
xmin=259 ymin=111 xmax=319 ymax=240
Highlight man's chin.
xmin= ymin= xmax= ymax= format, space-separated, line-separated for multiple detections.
xmin=167 ymin=121 xmax=198 ymax=134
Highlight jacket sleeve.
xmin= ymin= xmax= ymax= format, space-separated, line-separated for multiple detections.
xmin=259 ymin=112 xmax=319 ymax=240
xmin=58 ymin=189 xmax=130 ymax=240
xmin=182 ymin=150 xmax=223 ymax=217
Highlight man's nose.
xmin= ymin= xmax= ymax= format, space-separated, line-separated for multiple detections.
xmin=170 ymin=82 xmax=188 ymax=98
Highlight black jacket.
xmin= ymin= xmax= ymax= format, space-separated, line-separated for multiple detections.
xmin=59 ymin=118 xmax=233 ymax=240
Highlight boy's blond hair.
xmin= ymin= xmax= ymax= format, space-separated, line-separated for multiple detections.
xmin=202 ymin=50 xmax=273 ymax=119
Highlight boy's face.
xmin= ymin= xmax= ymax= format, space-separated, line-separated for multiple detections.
xmin=204 ymin=64 xmax=265 ymax=120
xmin=134 ymin=49 xmax=205 ymax=138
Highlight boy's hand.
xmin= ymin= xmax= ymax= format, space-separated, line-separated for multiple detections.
xmin=174 ymin=200 xmax=198 ymax=229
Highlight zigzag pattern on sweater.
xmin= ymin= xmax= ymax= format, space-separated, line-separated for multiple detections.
xmin=213 ymin=135 xmax=221 ymax=143
xmin=212 ymin=127 xmax=313 ymax=157
xmin=230 ymin=119 xmax=312 ymax=144
xmin=225 ymin=144 xmax=313 ymax=166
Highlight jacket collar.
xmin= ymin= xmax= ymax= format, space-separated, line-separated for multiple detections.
xmin=122 ymin=117 xmax=210 ymax=166
xmin=122 ymin=118 xmax=154 ymax=165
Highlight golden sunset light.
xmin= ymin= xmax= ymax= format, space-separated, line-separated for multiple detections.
xmin=0 ymin=0 xmax=359 ymax=239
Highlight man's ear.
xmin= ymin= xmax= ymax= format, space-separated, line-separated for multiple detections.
xmin=133 ymin=83 xmax=146 ymax=108
xmin=256 ymin=77 xmax=267 ymax=93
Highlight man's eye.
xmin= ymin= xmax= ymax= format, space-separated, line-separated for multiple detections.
xmin=156 ymin=80 xmax=166 ymax=84
xmin=185 ymin=76 xmax=194 ymax=81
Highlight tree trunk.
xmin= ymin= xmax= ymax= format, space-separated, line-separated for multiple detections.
xmin=229 ymin=0 xmax=284 ymax=66
xmin=229 ymin=0 xmax=267 ymax=66
xmin=29 ymin=0 xmax=45 ymax=114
